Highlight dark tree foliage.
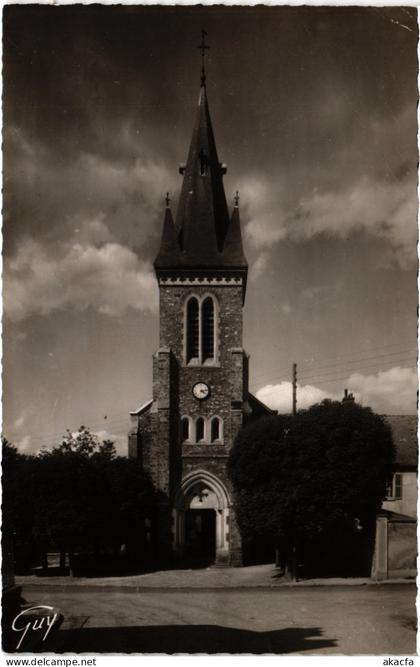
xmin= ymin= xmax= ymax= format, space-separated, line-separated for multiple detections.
xmin=228 ymin=400 xmax=395 ymax=574
xmin=2 ymin=428 xmax=155 ymax=573
xmin=2 ymin=439 xmax=36 ymax=569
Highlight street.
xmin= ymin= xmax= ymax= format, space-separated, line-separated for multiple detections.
xmin=17 ymin=584 xmax=416 ymax=654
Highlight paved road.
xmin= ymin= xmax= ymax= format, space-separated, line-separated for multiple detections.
xmin=17 ymin=584 xmax=416 ymax=655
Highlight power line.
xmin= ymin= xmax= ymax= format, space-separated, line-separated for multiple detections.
xmin=250 ymin=339 xmax=417 ymax=384
xmin=298 ymin=348 xmax=417 ymax=379
xmin=252 ymin=348 xmax=417 ymax=388
xmin=9 ymin=339 xmax=418 ymax=451
xmin=251 ymin=359 xmax=416 ymax=392
xmin=297 ymin=357 xmax=416 ymax=385
xmin=303 ymin=363 xmax=417 ymax=389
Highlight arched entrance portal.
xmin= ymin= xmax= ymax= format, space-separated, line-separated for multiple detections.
xmin=172 ymin=470 xmax=230 ymax=565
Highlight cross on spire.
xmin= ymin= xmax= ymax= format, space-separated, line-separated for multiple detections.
xmin=165 ymin=192 xmax=171 ymax=207
xmin=197 ymin=28 xmax=210 ymax=87
xmin=234 ymin=190 xmax=240 ymax=207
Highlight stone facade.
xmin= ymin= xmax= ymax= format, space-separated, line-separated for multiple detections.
xmin=128 ymin=79 xmax=272 ymax=566
xmin=372 ymin=414 xmax=417 ymax=580
xmin=129 ymin=280 xmax=252 ymax=565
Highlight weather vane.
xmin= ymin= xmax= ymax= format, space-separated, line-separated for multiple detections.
xmin=197 ymin=28 xmax=210 ymax=87
xmin=165 ymin=192 xmax=170 ymax=207
xmin=234 ymin=190 xmax=240 ymax=207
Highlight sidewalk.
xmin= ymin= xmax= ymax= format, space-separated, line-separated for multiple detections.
xmin=16 ymin=563 xmax=414 ymax=592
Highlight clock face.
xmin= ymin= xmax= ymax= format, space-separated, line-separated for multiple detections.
xmin=192 ymin=382 xmax=210 ymax=400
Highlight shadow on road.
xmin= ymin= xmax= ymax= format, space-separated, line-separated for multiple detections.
xmin=40 ymin=624 xmax=337 ymax=654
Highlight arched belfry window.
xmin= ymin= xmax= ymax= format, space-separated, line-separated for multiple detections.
xmin=186 ymin=298 xmax=199 ymax=363
xmin=211 ymin=417 xmax=221 ymax=443
xmin=196 ymin=418 xmax=205 ymax=442
xmin=184 ymin=295 xmax=218 ymax=365
xmin=202 ymin=297 xmax=215 ymax=362
xmin=181 ymin=417 xmax=190 ymax=442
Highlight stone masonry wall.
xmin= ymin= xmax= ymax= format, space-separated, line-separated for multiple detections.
xmin=158 ymin=283 xmax=247 ymax=563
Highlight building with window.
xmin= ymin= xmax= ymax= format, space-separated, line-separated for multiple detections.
xmin=372 ymin=415 xmax=417 ymax=580
xmin=127 ymin=54 xmax=417 ymax=573
xmin=128 ymin=64 xmax=273 ymax=566
xmin=382 ymin=415 xmax=417 ymax=518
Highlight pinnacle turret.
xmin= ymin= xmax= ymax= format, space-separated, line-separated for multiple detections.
xmin=222 ymin=193 xmax=247 ymax=267
xmin=154 ymin=198 xmax=180 ymax=267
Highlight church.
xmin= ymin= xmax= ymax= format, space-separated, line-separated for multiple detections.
xmin=128 ymin=46 xmax=273 ymax=566
xmin=127 ymin=39 xmax=417 ymax=576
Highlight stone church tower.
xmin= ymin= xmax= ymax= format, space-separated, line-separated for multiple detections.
xmin=128 ymin=57 xmax=272 ymax=566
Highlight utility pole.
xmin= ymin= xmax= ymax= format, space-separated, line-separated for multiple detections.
xmin=292 ymin=363 xmax=297 ymax=415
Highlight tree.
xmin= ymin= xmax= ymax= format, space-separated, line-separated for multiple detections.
xmin=30 ymin=427 xmax=154 ymax=573
xmin=42 ymin=425 xmax=117 ymax=459
xmin=2 ymin=439 xmax=36 ymax=570
xmin=228 ymin=400 xmax=395 ymax=578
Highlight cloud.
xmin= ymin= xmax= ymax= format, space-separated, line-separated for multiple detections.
xmin=249 ymin=252 xmax=269 ymax=280
xmin=93 ymin=430 xmax=128 ymax=457
xmin=244 ymin=175 xmax=417 ymax=268
xmin=256 ymin=381 xmax=339 ymax=414
xmin=4 ymin=238 xmax=157 ymax=322
xmin=14 ymin=415 xmax=26 ymax=430
xmin=4 ymin=125 xmax=177 ymax=255
xmin=242 ymin=179 xmax=288 ymax=249
xmin=256 ymin=366 xmax=417 ymax=415
xmin=347 ymin=366 xmax=417 ymax=414
xmin=291 ymin=178 xmax=417 ymax=267
xmin=242 ymin=105 xmax=417 ymax=269
xmin=14 ymin=435 xmax=33 ymax=453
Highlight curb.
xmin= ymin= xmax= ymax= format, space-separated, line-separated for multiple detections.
xmin=17 ymin=579 xmax=415 ymax=594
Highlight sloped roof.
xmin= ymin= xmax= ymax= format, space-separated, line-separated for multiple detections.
xmin=130 ymin=399 xmax=153 ymax=417
xmin=378 ymin=509 xmax=416 ymax=523
xmin=383 ymin=415 xmax=418 ymax=468
xmin=246 ymin=392 xmax=277 ymax=418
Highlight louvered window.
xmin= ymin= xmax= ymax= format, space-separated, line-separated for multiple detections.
xmin=185 ymin=295 xmax=217 ymax=365
xmin=196 ymin=418 xmax=205 ymax=442
xmin=211 ymin=417 xmax=221 ymax=443
xmin=202 ymin=297 xmax=215 ymax=361
xmin=181 ymin=418 xmax=190 ymax=442
xmin=186 ymin=298 xmax=199 ymax=362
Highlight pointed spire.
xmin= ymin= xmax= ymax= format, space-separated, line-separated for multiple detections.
xmin=174 ymin=84 xmax=231 ymax=266
xmin=154 ymin=196 xmax=181 ymax=268
xmin=155 ymin=39 xmax=247 ymax=280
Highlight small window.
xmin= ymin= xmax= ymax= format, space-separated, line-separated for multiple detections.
xmin=202 ymin=297 xmax=215 ymax=362
xmin=184 ymin=294 xmax=218 ymax=366
xmin=386 ymin=473 xmax=403 ymax=500
xmin=196 ymin=418 xmax=205 ymax=442
xmin=394 ymin=474 xmax=402 ymax=499
xmin=211 ymin=417 xmax=221 ymax=443
xmin=186 ymin=298 xmax=199 ymax=362
xmin=181 ymin=417 xmax=190 ymax=442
